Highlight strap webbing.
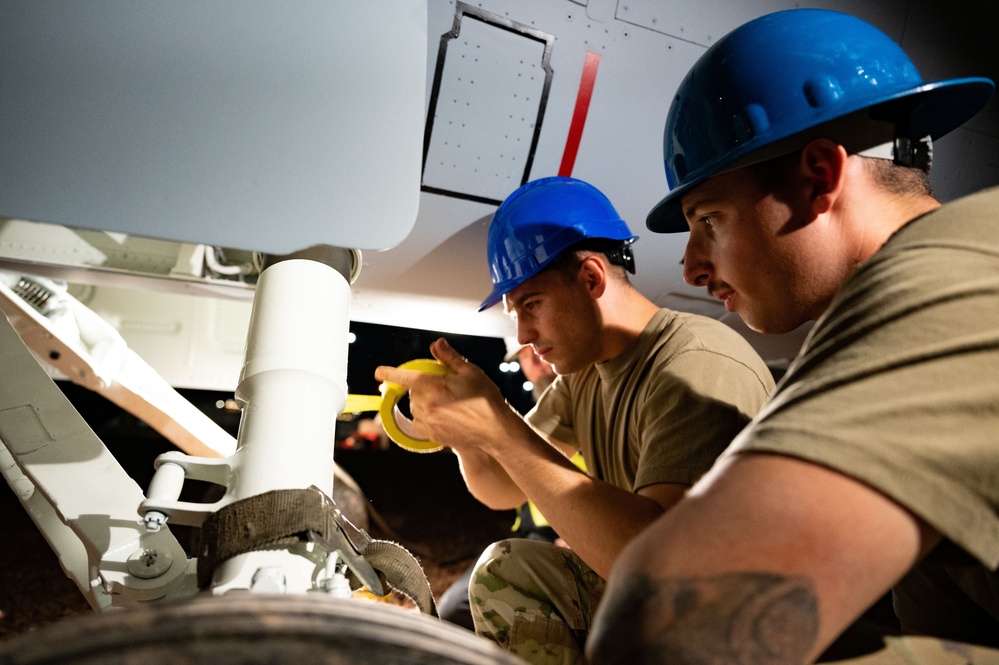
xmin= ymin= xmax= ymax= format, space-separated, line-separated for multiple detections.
xmin=197 ymin=486 xmax=436 ymax=614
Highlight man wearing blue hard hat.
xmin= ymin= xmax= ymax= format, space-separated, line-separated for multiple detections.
xmin=377 ymin=175 xmax=774 ymax=663
xmin=588 ymin=8 xmax=999 ymax=663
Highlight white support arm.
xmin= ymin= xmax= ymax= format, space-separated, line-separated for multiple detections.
xmin=0 ymin=272 xmax=236 ymax=458
xmin=0 ymin=310 xmax=197 ymax=610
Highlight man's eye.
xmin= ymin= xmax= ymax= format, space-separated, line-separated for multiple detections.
xmin=700 ymin=216 xmax=714 ymax=228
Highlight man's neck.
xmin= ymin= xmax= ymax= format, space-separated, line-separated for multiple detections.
xmin=595 ymin=288 xmax=661 ymax=364
xmin=870 ymin=195 xmax=939 ymax=259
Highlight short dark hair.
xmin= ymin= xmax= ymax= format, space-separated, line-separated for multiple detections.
xmin=747 ymin=148 xmax=933 ymax=199
xmin=548 ymin=238 xmax=634 ymax=282
xmin=862 ymin=157 xmax=933 ymax=197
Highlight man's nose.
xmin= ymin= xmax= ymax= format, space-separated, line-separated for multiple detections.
xmin=682 ymin=239 xmax=712 ymax=287
xmin=516 ymin=320 xmax=535 ymax=347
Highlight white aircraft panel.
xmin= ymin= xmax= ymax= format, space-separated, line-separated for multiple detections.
xmin=0 ymin=1 xmax=426 ymax=254
xmin=617 ymin=0 xmax=908 ymax=46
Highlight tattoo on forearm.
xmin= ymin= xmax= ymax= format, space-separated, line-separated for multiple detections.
xmin=589 ymin=572 xmax=819 ymax=665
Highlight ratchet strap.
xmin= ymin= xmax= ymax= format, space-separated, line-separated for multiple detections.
xmin=198 ymin=486 xmax=435 ymax=615
xmin=345 ymin=358 xmax=447 ymax=453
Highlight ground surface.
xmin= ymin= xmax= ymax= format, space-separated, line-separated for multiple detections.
xmin=0 ymin=384 xmax=514 ymax=642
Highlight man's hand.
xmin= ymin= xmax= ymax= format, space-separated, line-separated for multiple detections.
xmin=374 ymin=338 xmax=526 ymax=453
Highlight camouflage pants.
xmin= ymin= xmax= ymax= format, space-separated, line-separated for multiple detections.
xmin=828 ymin=636 xmax=999 ymax=665
xmin=469 ymin=538 xmax=606 ymax=665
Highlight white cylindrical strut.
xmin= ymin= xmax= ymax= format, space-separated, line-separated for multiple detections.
xmin=233 ymin=257 xmax=350 ymax=498
xmin=211 ymin=255 xmax=352 ymax=593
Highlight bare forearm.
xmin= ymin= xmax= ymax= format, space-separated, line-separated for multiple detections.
xmin=452 ymin=447 xmax=526 ymax=509
xmin=514 ymin=471 xmax=670 ymax=578
xmin=587 ymin=570 xmax=819 ymax=665
xmin=588 ymin=454 xmax=936 ymax=664
xmin=487 ymin=430 xmax=674 ymax=578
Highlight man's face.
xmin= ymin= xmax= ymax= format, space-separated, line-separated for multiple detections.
xmin=679 ymin=165 xmax=841 ymax=334
xmin=517 ymin=344 xmax=556 ymax=385
xmin=503 ymin=265 xmax=600 ymax=375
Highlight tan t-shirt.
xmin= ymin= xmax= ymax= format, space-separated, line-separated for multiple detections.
xmin=527 ymin=308 xmax=774 ymax=492
xmin=726 ymin=185 xmax=999 ymax=641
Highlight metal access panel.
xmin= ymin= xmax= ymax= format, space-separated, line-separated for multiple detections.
xmin=616 ymin=0 xmax=905 ymax=47
xmin=0 ymin=1 xmax=427 ymax=253
xmin=422 ymin=3 xmax=554 ymax=205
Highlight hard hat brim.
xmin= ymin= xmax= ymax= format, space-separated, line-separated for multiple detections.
xmin=647 ymin=76 xmax=995 ymax=234
xmin=478 ymin=288 xmax=504 ymax=312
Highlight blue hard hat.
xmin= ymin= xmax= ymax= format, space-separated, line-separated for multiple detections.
xmin=479 ymin=176 xmax=637 ymax=311
xmin=647 ymin=8 xmax=995 ymax=233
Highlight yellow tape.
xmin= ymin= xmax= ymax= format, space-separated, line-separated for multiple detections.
xmin=343 ymin=358 xmax=446 ymax=453
xmin=343 ymin=394 xmax=383 ymax=413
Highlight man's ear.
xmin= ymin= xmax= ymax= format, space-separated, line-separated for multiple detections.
xmin=578 ymin=255 xmax=608 ymax=299
xmin=800 ymin=139 xmax=848 ymax=216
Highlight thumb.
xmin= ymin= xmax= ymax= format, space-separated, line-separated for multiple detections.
xmin=430 ymin=338 xmax=470 ymax=372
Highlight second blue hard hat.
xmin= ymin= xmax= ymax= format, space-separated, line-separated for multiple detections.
xmin=479 ymin=176 xmax=636 ymax=311
xmin=647 ymin=8 xmax=995 ymax=233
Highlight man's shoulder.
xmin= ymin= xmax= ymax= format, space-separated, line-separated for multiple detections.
xmin=646 ymin=309 xmax=773 ymax=381
xmin=893 ymin=185 xmax=999 ymax=249
xmin=937 ymin=186 xmax=999 ymax=239
xmin=659 ymin=308 xmax=759 ymax=353
xmin=946 ymin=184 xmax=999 ymax=215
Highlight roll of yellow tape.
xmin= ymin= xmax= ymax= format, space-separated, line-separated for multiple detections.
xmin=378 ymin=358 xmax=446 ymax=453
xmin=330 ymin=358 xmax=433 ymax=453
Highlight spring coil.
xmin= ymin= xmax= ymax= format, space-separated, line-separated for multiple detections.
xmin=13 ymin=277 xmax=56 ymax=313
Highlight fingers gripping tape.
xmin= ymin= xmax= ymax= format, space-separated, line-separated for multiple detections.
xmin=378 ymin=358 xmax=447 ymax=453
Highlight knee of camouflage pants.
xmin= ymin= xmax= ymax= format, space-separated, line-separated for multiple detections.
xmin=469 ymin=538 xmax=606 ymax=665
xmin=826 ymin=636 xmax=999 ymax=665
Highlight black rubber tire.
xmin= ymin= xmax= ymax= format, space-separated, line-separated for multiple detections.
xmin=332 ymin=473 xmax=371 ymax=532
xmin=0 ymin=593 xmax=521 ymax=665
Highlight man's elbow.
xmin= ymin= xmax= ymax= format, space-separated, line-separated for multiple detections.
xmin=585 ymin=572 xmax=651 ymax=664
xmin=477 ymin=494 xmax=522 ymax=512
xmin=467 ymin=485 xmax=525 ymax=511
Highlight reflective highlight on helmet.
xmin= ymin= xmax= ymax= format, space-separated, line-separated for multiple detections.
xmin=479 ymin=176 xmax=636 ymax=311
xmin=647 ymin=8 xmax=994 ymax=233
